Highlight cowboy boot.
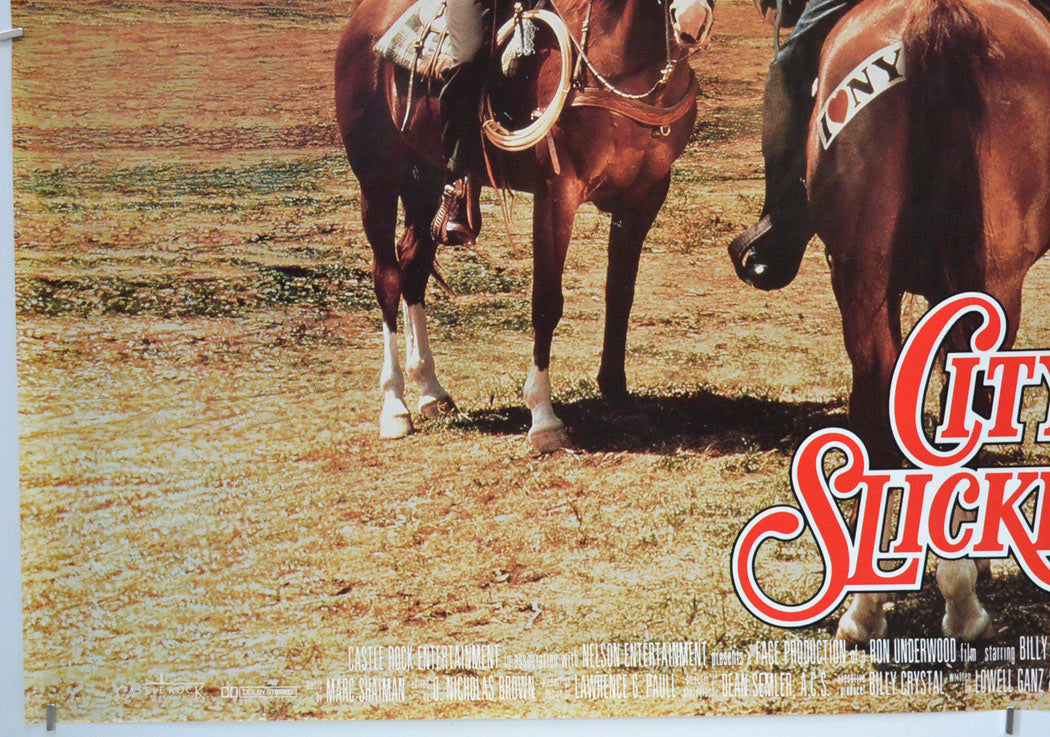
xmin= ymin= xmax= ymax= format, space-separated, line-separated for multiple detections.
xmin=431 ymin=178 xmax=476 ymax=246
xmin=431 ymin=63 xmax=482 ymax=246
xmin=728 ymin=57 xmax=816 ymax=290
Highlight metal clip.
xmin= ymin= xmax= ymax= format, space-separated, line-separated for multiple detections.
xmin=1006 ymin=706 xmax=1016 ymax=735
xmin=46 ymin=703 xmax=56 ymax=732
xmin=0 ymin=27 xmax=23 ymax=41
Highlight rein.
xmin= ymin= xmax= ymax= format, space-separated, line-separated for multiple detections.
xmin=548 ymin=0 xmax=682 ymax=101
xmin=773 ymin=0 xmax=784 ymax=52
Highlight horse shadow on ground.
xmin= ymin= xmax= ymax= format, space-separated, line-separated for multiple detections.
xmin=452 ymin=386 xmax=849 ymax=456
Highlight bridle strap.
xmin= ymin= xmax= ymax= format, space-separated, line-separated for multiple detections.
xmin=573 ymin=0 xmax=593 ymax=86
xmin=548 ymin=0 xmax=681 ymax=101
xmin=774 ymin=0 xmax=785 ymax=52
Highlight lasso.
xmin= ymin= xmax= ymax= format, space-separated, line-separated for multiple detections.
xmin=481 ymin=6 xmax=574 ymax=152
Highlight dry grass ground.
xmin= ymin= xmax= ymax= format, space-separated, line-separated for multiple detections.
xmin=14 ymin=0 xmax=1050 ymax=723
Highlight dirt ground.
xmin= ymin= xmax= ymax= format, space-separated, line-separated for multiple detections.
xmin=14 ymin=0 xmax=1050 ymax=723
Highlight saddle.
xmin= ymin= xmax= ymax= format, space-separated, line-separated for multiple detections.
xmin=377 ymin=0 xmax=541 ymax=245
xmin=375 ymin=0 xmax=696 ymax=245
xmin=374 ymin=0 xmax=537 ymax=82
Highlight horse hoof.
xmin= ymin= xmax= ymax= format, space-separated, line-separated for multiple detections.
xmin=420 ymin=396 xmax=457 ymax=420
xmin=834 ymin=613 xmax=886 ymax=648
xmin=943 ymin=608 xmax=992 ymax=642
xmin=379 ymin=413 xmax=414 ymax=439
xmin=529 ymin=425 xmax=573 ymax=454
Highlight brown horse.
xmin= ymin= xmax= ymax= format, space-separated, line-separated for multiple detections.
xmin=335 ymin=0 xmax=712 ymax=452
xmin=805 ymin=0 xmax=1050 ymax=643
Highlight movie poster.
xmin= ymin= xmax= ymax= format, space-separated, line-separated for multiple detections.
xmin=14 ymin=0 xmax=1050 ymax=724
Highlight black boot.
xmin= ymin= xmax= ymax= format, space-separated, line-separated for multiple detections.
xmin=431 ymin=62 xmax=483 ymax=246
xmin=728 ymin=55 xmax=816 ymax=290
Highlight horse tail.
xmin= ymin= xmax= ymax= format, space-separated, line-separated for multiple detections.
xmin=901 ymin=0 xmax=998 ymax=295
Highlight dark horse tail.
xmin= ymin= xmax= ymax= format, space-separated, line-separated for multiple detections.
xmin=901 ymin=0 xmax=998 ymax=295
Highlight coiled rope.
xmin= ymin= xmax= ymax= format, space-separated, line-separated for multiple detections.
xmin=480 ymin=7 xmax=574 ymax=152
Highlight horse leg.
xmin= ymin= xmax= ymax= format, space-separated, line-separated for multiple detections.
xmin=337 ymin=72 xmax=415 ymax=439
xmin=934 ymin=276 xmax=1023 ymax=640
xmin=840 ymin=296 xmax=903 ymax=464
xmin=832 ymin=271 xmax=903 ymax=645
xmin=525 ymin=178 xmax=584 ymax=453
xmin=403 ymin=299 xmax=457 ymax=419
xmin=362 ymin=182 xmax=414 ymax=439
xmin=928 ymin=319 xmax=991 ymax=640
xmin=936 ymin=493 xmax=990 ymax=640
xmin=938 ymin=555 xmax=991 ymax=640
xmin=399 ymin=167 xmax=457 ymax=420
xmin=597 ymin=174 xmax=672 ymax=407
xmin=837 ymin=491 xmax=898 ymax=644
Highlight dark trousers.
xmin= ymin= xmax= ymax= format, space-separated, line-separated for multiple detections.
xmin=776 ymin=0 xmax=1050 ymax=114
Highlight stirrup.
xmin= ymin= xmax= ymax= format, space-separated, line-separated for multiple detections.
xmin=728 ymin=215 xmax=774 ymax=274
xmin=430 ymin=181 xmax=476 ymax=246
xmin=727 ymin=212 xmax=811 ymax=291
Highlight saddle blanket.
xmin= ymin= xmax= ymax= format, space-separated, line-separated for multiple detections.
xmin=374 ymin=0 xmax=453 ymax=78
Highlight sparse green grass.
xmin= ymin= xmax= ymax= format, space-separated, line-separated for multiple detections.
xmin=443 ymin=254 xmax=527 ymax=295
xmin=16 ymin=264 xmax=376 ymax=317
xmin=691 ymin=103 xmax=763 ymax=144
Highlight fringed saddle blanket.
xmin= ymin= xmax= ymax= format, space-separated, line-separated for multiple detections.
xmin=374 ymin=0 xmax=453 ymax=80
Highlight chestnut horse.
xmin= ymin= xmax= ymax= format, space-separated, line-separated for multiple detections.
xmin=805 ymin=0 xmax=1050 ymax=643
xmin=335 ymin=0 xmax=712 ymax=452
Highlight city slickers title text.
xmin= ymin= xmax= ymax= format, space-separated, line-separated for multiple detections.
xmin=733 ymin=292 xmax=1050 ymax=627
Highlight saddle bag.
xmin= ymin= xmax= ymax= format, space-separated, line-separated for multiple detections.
xmin=375 ymin=0 xmax=539 ymax=82
xmin=374 ymin=0 xmax=454 ymax=80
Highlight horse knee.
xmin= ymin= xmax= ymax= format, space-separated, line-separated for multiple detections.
xmin=532 ymin=299 xmax=563 ymax=336
xmin=373 ymin=262 xmax=403 ymax=326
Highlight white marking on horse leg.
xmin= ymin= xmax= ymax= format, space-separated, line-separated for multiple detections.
xmin=524 ymin=363 xmax=570 ymax=452
xmin=378 ymin=322 xmax=413 ymax=439
xmin=403 ymin=301 xmax=453 ymax=417
xmin=938 ymin=559 xmax=991 ymax=641
xmin=837 ymin=488 xmax=901 ymax=644
xmin=836 ymin=593 xmax=888 ymax=645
